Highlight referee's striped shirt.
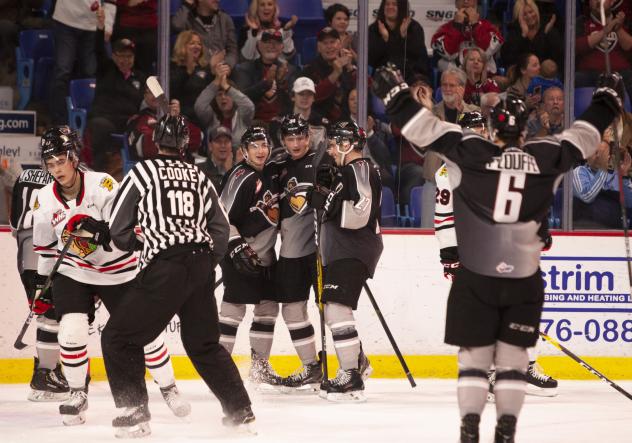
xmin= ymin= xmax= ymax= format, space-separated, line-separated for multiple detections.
xmin=108 ymin=156 xmax=230 ymax=269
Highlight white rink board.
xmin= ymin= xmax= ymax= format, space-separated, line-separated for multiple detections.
xmin=1 ymin=231 xmax=631 ymax=358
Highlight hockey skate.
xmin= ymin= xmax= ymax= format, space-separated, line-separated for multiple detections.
xmin=494 ymin=414 xmax=517 ymax=443
xmin=280 ymin=361 xmax=323 ymax=394
xmin=248 ymin=351 xmax=283 ymax=392
xmin=460 ymin=413 xmax=480 ymax=443
xmin=487 ymin=369 xmax=496 ymax=402
xmin=160 ymin=384 xmax=191 ymax=417
xmin=112 ymin=403 xmax=151 ymax=439
xmin=28 ymin=358 xmax=70 ymax=402
xmin=321 ymin=368 xmax=366 ymax=403
xmin=526 ymin=361 xmax=558 ymax=397
xmin=358 ymin=350 xmax=373 ymax=381
xmin=222 ymin=405 xmax=257 ymax=435
xmin=59 ymin=388 xmax=88 ymax=426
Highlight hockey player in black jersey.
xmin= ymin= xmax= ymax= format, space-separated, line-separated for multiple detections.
xmin=307 ymin=119 xmax=383 ymax=402
xmin=373 ymin=63 xmax=623 ymax=442
xmin=217 ymin=125 xmax=286 ymax=391
xmin=10 ymin=159 xmax=69 ymax=402
xmin=103 ymin=114 xmax=253 ymax=437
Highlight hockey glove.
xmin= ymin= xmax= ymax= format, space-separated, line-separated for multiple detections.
xmin=307 ymin=183 xmax=342 ymax=218
xmin=315 ymin=164 xmax=338 ymax=190
xmin=441 ymin=259 xmax=460 ymax=282
xmin=372 ymin=63 xmax=423 ymax=128
xmin=228 ymin=238 xmax=262 ymax=276
xmin=30 ymin=273 xmax=53 ymax=315
xmin=79 ymin=216 xmax=113 ymax=252
xmin=593 ymin=72 xmax=625 ymax=115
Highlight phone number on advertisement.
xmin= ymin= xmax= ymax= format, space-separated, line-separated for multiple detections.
xmin=540 ymin=318 xmax=632 ymax=342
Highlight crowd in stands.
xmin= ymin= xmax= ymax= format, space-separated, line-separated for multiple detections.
xmin=3 ymin=0 xmax=632 ymax=230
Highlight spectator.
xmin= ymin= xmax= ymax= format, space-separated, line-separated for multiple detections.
xmin=573 ymin=129 xmax=632 ymax=229
xmin=500 ymin=0 xmax=563 ymax=73
xmin=347 ymin=87 xmax=395 ymax=190
xmin=302 ymin=27 xmax=356 ymax=122
xmin=576 ymin=0 xmax=632 ymax=98
xmin=506 ymin=52 xmax=541 ymax=110
xmin=462 ymin=47 xmax=500 ymax=106
xmin=433 ymin=67 xmax=480 ymax=123
xmin=480 ymin=91 xmax=501 ymax=118
xmin=112 ymin=0 xmax=157 ymax=75
xmin=49 ymin=0 xmax=116 ymax=125
xmin=233 ymin=29 xmax=297 ymax=123
xmin=194 ymin=66 xmax=255 ymax=150
xmin=170 ymin=30 xmax=213 ymax=129
xmin=239 ymin=0 xmax=296 ymax=62
xmin=526 ymin=58 xmax=563 ymax=98
xmin=324 ymin=3 xmax=356 ymax=57
xmin=197 ymin=126 xmax=234 ymax=189
xmin=431 ymin=0 xmax=504 ymax=73
xmin=171 ymin=0 xmax=238 ymax=71
xmin=368 ymin=0 xmax=429 ymax=79
xmin=526 ymin=85 xmax=564 ymax=139
xmin=87 ymin=7 xmax=146 ymax=175
xmin=268 ymin=77 xmax=327 ymax=153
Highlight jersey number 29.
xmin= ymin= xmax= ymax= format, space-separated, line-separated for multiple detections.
xmin=493 ymin=172 xmax=525 ymax=222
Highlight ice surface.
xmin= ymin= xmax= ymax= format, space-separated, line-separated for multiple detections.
xmin=1 ymin=379 xmax=631 ymax=442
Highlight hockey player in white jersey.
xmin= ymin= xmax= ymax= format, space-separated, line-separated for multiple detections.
xmin=435 ymin=111 xmax=558 ymax=398
xmin=32 ymin=126 xmax=189 ymax=426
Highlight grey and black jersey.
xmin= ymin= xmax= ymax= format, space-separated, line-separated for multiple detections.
xmin=108 ymin=156 xmax=230 ymax=269
xmin=320 ymin=158 xmax=383 ymax=276
xmin=401 ymin=107 xmax=602 ymax=278
xmin=10 ymin=168 xmax=53 ymax=273
xmin=275 ymin=151 xmax=319 ymax=258
xmin=220 ymin=161 xmax=279 ymax=266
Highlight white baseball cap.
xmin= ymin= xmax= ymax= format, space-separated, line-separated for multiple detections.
xmin=293 ymin=77 xmax=316 ymax=94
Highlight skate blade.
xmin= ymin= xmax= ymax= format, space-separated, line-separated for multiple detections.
xmin=62 ymin=412 xmax=86 ymax=426
xmin=526 ymin=385 xmax=558 ymax=397
xmin=114 ymin=422 xmax=151 ymax=439
xmin=248 ymin=381 xmax=283 ymax=394
xmin=28 ymin=390 xmax=70 ymax=402
xmin=280 ymin=383 xmax=320 ymax=395
xmin=326 ymin=390 xmax=367 ymax=403
xmin=361 ymin=365 xmax=373 ymax=381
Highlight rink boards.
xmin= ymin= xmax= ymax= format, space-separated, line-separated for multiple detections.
xmin=2 ymin=228 xmax=632 ymax=382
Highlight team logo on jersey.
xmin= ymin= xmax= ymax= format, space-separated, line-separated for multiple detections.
xmin=61 ymin=228 xmax=97 ymax=258
xmin=254 ymin=190 xmax=279 ymax=225
xmin=100 ymin=177 xmax=114 ymax=192
xmin=285 ymin=177 xmax=309 ymax=214
xmin=438 ymin=165 xmax=448 ymax=177
xmin=33 ymin=197 xmax=40 ymax=210
xmin=51 ymin=209 xmax=66 ymax=227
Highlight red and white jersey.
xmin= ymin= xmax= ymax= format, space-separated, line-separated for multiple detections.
xmin=33 ymin=171 xmax=138 ymax=285
xmin=434 ymin=163 xmax=457 ymax=251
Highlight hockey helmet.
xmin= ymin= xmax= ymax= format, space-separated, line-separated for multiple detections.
xmin=153 ymin=114 xmax=190 ymax=153
xmin=458 ymin=111 xmax=485 ymax=129
xmin=40 ymin=126 xmax=81 ymax=160
xmin=489 ymin=95 xmax=529 ymax=140
xmin=327 ymin=119 xmax=366 ymax=150
xmin=280 ymin=114 xmax=309 ymax=138
xmin=240 ymin=125 xmax=271 ymax=165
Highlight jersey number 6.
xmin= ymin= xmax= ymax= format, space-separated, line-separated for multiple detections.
xmin=493 ymin=171 xmax=525 ymax=223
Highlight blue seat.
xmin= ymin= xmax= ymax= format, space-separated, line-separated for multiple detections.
xmin=16 ymin=29 xmax=55 ymax=109
xmin=300 ymin=36 xmax=317 ymax=68
xmin=66 ymin=78 xmax=96 ymax=137
xmin=371 ymin=93 xmax=387 ymax=122
xmin=170 ymin=0 xmax=182 ymax=15
xmin=409 ymin=186 xmax=423 ymax=227
xmin=575 ymin=86 xmax=632 ymax=119
xmin=549 ymin=187 xmax=564 ymax=229
xmin=111 ymin=133 xmax=138 ymax=176
xmin=221 ymin=0 xmax=249 ymax=29
xmin=277 ymin=0 xmax=325 ymax=52
xmin=381 ymin=186 xmax=398 ymax=227
xmin=434 ymin=87 xmax=443 ymax=103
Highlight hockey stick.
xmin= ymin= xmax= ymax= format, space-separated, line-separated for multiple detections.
xmin=363 ymin=282 xmax=416 ymax=387
xmin=314 ymin=210 xmax=329 ymax=382
xmin=540 ymin=332 xmax=632 ymax=401
xmin=146 ymin=76 xmax=170 ymax=114
xmin=14 ymin=234 xmax=76 ymax=350
xmin=600 ymin=0 xmax=632 ymax=290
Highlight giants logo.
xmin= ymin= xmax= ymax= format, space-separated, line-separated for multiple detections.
xmin=254 ymin=190 xmax=279 ymax=225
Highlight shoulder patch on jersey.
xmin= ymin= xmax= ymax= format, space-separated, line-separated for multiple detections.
xmin=100 ymin=177 xmax=114 ymax=192
xmin=51 ymin=209 xmax=66 ymax=227
xmin=33 ymin=197 xmax=40 ymax=210
xmin=438 ymin=165 xmax=448 ymax=177
xmin=255 ymin=179 xmax=262 ymax=194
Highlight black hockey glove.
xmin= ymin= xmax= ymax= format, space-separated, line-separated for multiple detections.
xmin=30 ymin=273 xmax=53 ymax=315
xmin=593 ymin=72 xmax=625 ymax=115
xmin=315 ymin=164 xmax=338 ymax=190
xmin=228 ymin=238 xmax=262 ymax=276
xmin=440 ymin=259 xmax=460 ymax=282
xmin=80 ymin=216 xmax=113 ymax=252
xmin=372 ymin=63 xmax=423 ymax=128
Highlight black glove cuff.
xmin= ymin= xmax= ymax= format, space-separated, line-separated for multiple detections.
xmin=439 ymin=246 xmax=459 ymax=262
xmin=387 ymin=92 xmax=423 ymax=130
xmin=579 ymin=101 xmax=617 ymax=136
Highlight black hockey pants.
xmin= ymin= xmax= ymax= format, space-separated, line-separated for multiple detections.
xmin=101 ymin=244 xmax=251 ymax=415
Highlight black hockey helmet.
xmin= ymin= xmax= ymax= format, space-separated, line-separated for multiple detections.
xmin=326 ymin=119 xmax=366 ymax=151
xmin=489 ymin=95 xmax=529 ymax=140
xmin=458 ymin=111 xmax=485 ymax=129
xmin=280 ymin=113 xmax=309 ymax=138
xmin=153 ymin=114 xmax=190 ymax=153
xmin=241 ymin=125 xmax=270 ymax=148
xmin=40 ymin=125 xmax=81 ymax=161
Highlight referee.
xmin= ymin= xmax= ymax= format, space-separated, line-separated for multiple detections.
xmin=102 ymin=114 xmax=253 ymax=438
